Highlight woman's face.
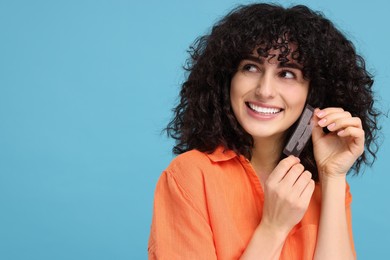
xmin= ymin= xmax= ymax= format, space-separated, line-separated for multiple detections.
xmin=230 ymin=49 xmax=309 ymax=142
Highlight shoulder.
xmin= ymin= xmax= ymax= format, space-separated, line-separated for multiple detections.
xmin=163 ymin=147 xmax=240 ymax=189
xmin=167 ymin=149 xmax=212 ymax=173
xmin=164 ymin=150 xmax=215 ymax=187
xmin=166 ymin=147 xmax=239 ymax=177
xmin=155 ymin=150 xmax=216 ymax=208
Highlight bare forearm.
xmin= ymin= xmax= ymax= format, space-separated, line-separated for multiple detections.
xmin=240 ymin=222 xmax=288 ymax=260
xmin=314 ymin=176 xmax=355 ymax=260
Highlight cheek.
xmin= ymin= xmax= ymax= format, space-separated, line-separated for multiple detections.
xmin=229 ymin=76 xmax=241 ymax=106
xmin=230 ymin=73 xmax=254 ymax=99
xmin=287 ymin=85 xmax=309 ymax=105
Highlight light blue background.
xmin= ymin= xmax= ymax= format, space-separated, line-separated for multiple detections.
xmin=0 ymin=0 xmax=389 ymax=259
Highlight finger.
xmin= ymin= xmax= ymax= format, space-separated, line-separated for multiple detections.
xmin=337 ymin=127 xmax=365 ymax=153
xmin=280 ymin=163 xmax=305 ymax=187
xmin=325 ymin=117 xmax=362 ymax=133
xmin=317 ymin=111 xmax=354 ymax=129
xmin=313 ymin=108 xmax=349 ymax=139
xmin=311 ymin=113 xmax=325 ymax=141
xmin=269 ymin=156 xmax=301 ymax=183
xmin=299 ymin=179 xmax=315 ymax=204
xmin=337 ymin=126 xmax=365 ymax=138
xmin=291 ymin=171 xmax=313 ymax=197
xmin=315 ymin=107 xmax=345 ymax=119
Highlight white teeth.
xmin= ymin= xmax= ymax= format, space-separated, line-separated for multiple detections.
xmin=248 ymin=103 xmax=281 ymax=114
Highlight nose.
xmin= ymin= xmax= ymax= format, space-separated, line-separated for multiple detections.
xmin=255 ymin=72 xmax=276 ymax=98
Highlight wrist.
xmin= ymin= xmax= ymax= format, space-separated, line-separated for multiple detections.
xmin=318 ymin=167 xmax=347 ymax=183
xmin=241 ymin=221 xmax=289 ymax=260
xmin=257 ymin=219 xmax=290 ymax=241
xmin=319 ymin=173 xmax=347 ymax=192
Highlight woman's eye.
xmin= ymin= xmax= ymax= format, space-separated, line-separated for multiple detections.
xmin=280 ymin=70 xmax=295 ymax=79
xmin=243 ymin=64 xmax=259 ymax=72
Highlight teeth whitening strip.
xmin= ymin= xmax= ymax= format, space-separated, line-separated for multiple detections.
xmin=283 ymin=104 xmax=314 ymax=157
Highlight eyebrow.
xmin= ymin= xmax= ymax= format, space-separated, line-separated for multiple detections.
xmin=242 ymin=55 xmax=303 ymax=70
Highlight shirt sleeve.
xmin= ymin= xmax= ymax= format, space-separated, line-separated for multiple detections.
xmin=148 ymin=170 xmax=217 ymax=260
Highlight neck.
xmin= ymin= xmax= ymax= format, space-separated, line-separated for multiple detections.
xmin=250 ymin=136 xmax=284 ymax=184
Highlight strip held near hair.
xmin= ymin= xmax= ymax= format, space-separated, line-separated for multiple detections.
xmin=283 ymin=104 xmax=314 ymax=157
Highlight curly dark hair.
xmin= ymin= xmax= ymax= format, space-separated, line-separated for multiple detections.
xmin=165 ymin=3 xmax=381 ymax=181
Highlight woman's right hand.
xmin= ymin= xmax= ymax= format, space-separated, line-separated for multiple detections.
xmin=261 ymin=156 xmax=315 ymax=236
xmin=241 ymin=156 xmax=315 ymax=259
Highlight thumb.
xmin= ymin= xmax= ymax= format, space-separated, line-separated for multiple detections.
xmin=311 ymin=110 xmax=325 ymax=142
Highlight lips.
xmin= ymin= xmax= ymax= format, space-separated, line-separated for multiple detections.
xmin=246 ymin=102 xmax=283 ymax=114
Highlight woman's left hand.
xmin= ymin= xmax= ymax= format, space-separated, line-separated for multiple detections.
xmin=312 ymin=107 xmax=365 ymax=179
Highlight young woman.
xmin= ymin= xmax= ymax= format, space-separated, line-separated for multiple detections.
xmin=148 ymin=3 xmax=380 ymax=259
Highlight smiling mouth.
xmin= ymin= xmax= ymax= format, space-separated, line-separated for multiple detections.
xmin=246 ymin=102 xmax=283 ymax=114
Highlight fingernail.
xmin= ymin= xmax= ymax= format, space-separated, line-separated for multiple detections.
xmin=328 ymin=123 xmax=336 ymax=130
xmin=337 ymin=130 xmax=345 ymax=136
xmin=318 ymin=118 xmax=327 ymax=126
xmin=317 ymin=111 xmax=325 ymax=117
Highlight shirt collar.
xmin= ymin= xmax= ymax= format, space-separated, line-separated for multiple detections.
xmin=205 ymin=146 xmax=239 ymax=162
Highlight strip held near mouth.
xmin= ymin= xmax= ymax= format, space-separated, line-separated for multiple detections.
xmin=283 ymin=104 xmax=314 ymax=157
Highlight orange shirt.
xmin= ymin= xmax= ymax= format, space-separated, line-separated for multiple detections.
xmin=148 ymin=147 xmax=354 ymax=259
